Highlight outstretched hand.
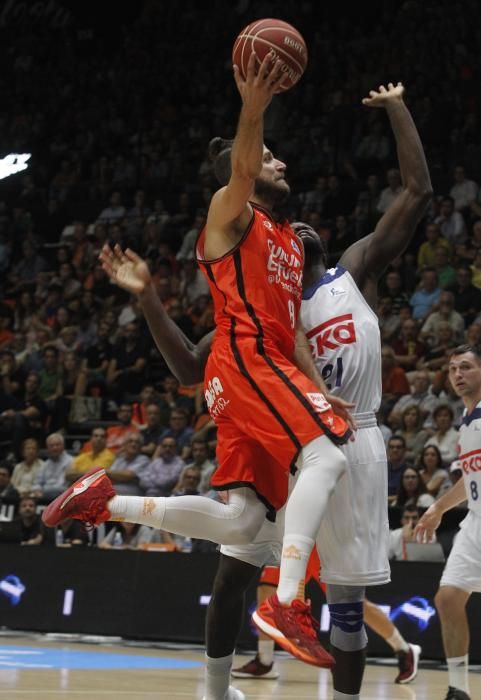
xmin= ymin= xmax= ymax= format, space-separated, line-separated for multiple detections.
xmin=362 ymin=82 xmax=404 ymax=108
xmin=414 ymin=504 xmax=441 ymax=544
xmin=99 ymin=244 xmax=152 ymax=295
xmin=233 ymin=52 xmax=285 ymax=117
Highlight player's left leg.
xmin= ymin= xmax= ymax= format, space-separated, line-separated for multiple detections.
xmin=203 ymin=554 xmax=259 ymax=700
xmin=327 ymin=584 xmax=367 ymax=700
xmin=363 ymin=599 xmax=421 ymax=684
xmin=231 ymin=580 xmax=279 ymax=679
xmin=435 ymin=585 xmax=471 ymax=700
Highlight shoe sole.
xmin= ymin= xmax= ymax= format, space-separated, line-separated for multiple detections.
xmin=251 ymin=610 xmax=334 ymax=669
xmin=396 ymin=644 xmax=422 ymax=684
xmin=42 ymin=468 xmax=106 ymax=526
xmin=231 ymin=670 xmax=280 ymax=679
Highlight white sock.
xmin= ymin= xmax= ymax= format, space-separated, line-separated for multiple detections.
xmin=386 ymin=628 xmax=409 ymax=653
xmin=258 ymin=639 xmax=275 ymax=665
xmin=107 ymin=488 xmax=266 ymax=545
xmin=276 ymin=534 xmax=314 ymax=604
xmin=333 ymin=691 xmax=360 ymax=699
xmin=447 ymin=654 xmax=470 ymax=693
xmin=204 ymin=653 xmax=233 ymax=700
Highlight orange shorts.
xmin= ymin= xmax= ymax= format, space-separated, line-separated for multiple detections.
xmin=259 ymin=548 xmax=326 ymax=593
xmin=205 ymin=337 xmax=350 ymax=514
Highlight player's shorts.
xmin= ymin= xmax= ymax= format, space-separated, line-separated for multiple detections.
xmin=205 ymin=336 xmax=350 ymax=513
xmin=221 ymin=502 xmax=285 ymax=569
xmin=315 ymin=414 xmax=390 ymax=586
xmin=440 ymin=510 xmax=481 ymax=593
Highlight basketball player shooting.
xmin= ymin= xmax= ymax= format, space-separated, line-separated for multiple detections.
xmin=43 ymin=50 xmax=355 ymax=672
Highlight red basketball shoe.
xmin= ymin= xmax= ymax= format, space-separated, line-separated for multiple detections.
xmin=252 ymin=594 xmax=335 ymax=668
xmin=42 ymin=467 xmax=115 ymax=528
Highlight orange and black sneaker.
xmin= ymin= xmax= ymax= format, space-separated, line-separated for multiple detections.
xmin=251 ymin=594 xmax=335 ymax=668
xmin=42 ymin=467 xmax=115 ymax=528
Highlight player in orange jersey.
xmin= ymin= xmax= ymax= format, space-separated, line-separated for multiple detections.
xmin=43 ymin=52 xmax=354 ymax=687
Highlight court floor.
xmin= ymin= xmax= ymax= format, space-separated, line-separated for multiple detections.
xmin=0 ymin=635 xmax=480 ymax=699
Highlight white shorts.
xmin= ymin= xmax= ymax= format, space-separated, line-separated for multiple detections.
xmin=440 ymin=510 xmax=481 ymax=594
xmin=220 ymin=502 xmax=284 ymax=568
xmin=222 ymin=425 xmax=390 ymax=587
xmin=316 ymin=423 xmax=390 ymax=586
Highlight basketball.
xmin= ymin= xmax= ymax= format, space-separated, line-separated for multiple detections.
xmin=232 ymin=18 xmax=308 ymax=93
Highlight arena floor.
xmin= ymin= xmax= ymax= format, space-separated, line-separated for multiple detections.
xmin=1 ymin=635 xmax=480 ymax=699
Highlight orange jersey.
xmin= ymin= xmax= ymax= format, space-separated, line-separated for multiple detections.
xmin=196 ymin=205 xmax=303 ymax=358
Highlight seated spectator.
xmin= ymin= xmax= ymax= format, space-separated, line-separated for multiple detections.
xmin=382 ymin=269 xmax=410 ymax=315
xmin=10 ymin=438 xmax=44 ymax=496
xmin=394 ymin=406 xmax=431 ymax=463
xmin=377 ymin=168 xmax=402 ymax=214
xmin=0 ymin=462 xmax=19 ymax=503
xmin=32 ymin=433 xmax=72 ymax=502
xmin=158 ymin=375 xmax=195 ymax=423
xmin=449 ymin=165 xmax=478 ymax=213
xmin=409 ymin=267 xmax=441 ymax=321
xmin=434 ymin=195 xmax=466 ymax=246
xmin=99 ymin=521 xmax=173 ymax=549
xmin=108 ymin=433 xmax=149 ymax=496
xmin=417 ymin=222 xmax=452 ymax=269
xmin=186 ymin=439 xmax=216 ymax=493
xmin=81 ymin=404 xmax=139 ymax=455
xmin=417 ymin=444 xmax=450 ymax=499
xmin=417 ymin=322 xmax=458 ymax=372
xmin=446 ymin=266 xmax=481 ymax=325
xmin=37 ymin=345 xmax=63 ymax=405
xmin=140 ymin=437 xmax=185 ymax=497
xmin=173 ymin=465 xmax=202 ymax=496
xmin=420 ymin=291 xmax=465 ymax=346
xmin=456 ymin=218 xmax=481 ymax=263
xmin=378 ymin=297 xmax=402 ymax=344
xmin=432 ymin=246 xmax=456 ymax=288
xmin=96 ymin=191 xmax=126 ymax=225
xmin=15 ymin=496 xmax=44 ymax=545
xmin=387 ymin=435 xmax=411 ymax=502
xmin=179 ymin=259 xmax=210 ymax=307
xmin=106 ymin=320 xmax=149 ymax=398
xmin=381 ymin=346 xmax=411 ymax=414
xmin=66 ymin=427 xmax=115 ymax=483
xmin=390 ymin=319 xmax=426 ymax=371
xmin=391 ymin=467 xmax=435 ymax=509
xmin=0 ymin=372 xmax=48 ymax=458
xmin=389 ymin=370 xmax=439 ymax=429
xmin=424 ymin=404 xmax=459 ymax=466
xmin=56 ymin=518 xmax=90 ymax=546
xmin=80 ymin=319 xmax=112 ymax=395
xmin=160 ymin=408 xmax=194 ymax=459
xmin=140 ymin=404 xmax=165 ymax=458
xmin=388 ymin=505 xmax=437 ymax=560
xmin=0 ymin=349 xmax=26 ymax=398
xmin=132 ymin=384 xmax=159 ymax=429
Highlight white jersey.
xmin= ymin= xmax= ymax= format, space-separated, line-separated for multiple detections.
xmin=300 ymin=264 xmax=382 ymax=413
xmin=458 ymin=400 xmax=481 ymax=516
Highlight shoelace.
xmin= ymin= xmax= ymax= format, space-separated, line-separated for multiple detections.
xmin=290 ymin=599 xmax=319 ymax=640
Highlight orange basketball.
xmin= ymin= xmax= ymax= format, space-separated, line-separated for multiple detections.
xmin=232 ymin=18 xmax=308 ymax=93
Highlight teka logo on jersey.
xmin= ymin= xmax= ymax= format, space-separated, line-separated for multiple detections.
xmin=205 ymin=376 xmax=230 ymax=418
xmin=460 ymin=449 xmax=481 ymax=474
xmin=306 ymin=313 xmax=357 ymax=357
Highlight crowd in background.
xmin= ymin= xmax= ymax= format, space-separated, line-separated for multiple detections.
xmin=0 ymin=0 xmax=480 ymax=555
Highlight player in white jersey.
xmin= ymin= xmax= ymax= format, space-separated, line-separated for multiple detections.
xmin=415 ymin=345 xmax=481 ymax=700
xmin=74 ymin=83 xmax=431 ymax=700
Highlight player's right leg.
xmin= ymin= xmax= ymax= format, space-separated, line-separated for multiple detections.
xmin=42 ymin=467 xmax=267 ymax=546
xmin=363 ymin=599 xmax=421 ymax=684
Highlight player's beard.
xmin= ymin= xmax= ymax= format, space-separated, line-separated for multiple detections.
xmin=254 ymin=175 xmax=290 ymax=207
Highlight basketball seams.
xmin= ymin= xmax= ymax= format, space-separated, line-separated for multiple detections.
xmin=232 ymin=18 xmax=307 ymax=91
